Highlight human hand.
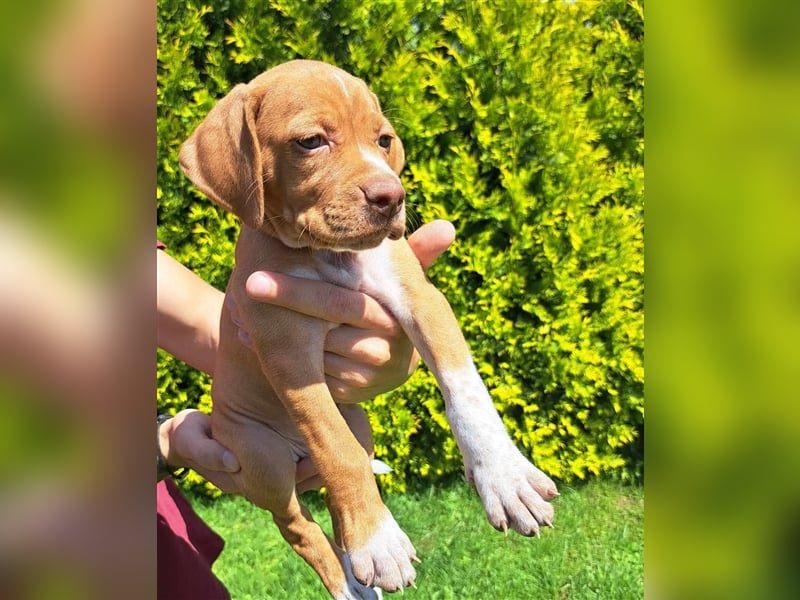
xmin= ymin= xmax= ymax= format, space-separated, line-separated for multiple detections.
xmin=158 ymin=409 xmax=241 ymax=491
xmin=158 ymin=409 xmax=319 ymax=492
xmin=240 ymin=220 xmax=456 ymax=402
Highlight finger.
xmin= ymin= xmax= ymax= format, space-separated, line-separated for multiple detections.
xmin=224 ymin=293 xmax=242 ymax=326
xmin=188 ymin=438 xmax=241 ymax=473
xmin=246 ymin=271 xmax=397 ymax=330
xmin=324 ymin=326 xmax=418 ymax=401
xmin=324 ymin=354 xmax=411 ymax=403
xmin=324 ymin=326 xmax=394 ymax=365
xmin=296 ymin=456 xmax=317 ymax=484
xmin=325 ymin=374 xmax=379 ymax=404
xmin=237 ymin=328 xmax=252 ymax=349
xmin=407 ymin=220 xmax=455 ymax=270
xmin=172 ymin=413 xmax=241 ymax=473
xmin=323 ymin=351 xmax=374 ymax=386
xmin=225 ymin=293 xmax=254 ymax=347
xmin=296 ymin=473 xmax=323 ymax=495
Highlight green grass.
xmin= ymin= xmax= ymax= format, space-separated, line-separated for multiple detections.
xmin=192 ymin=479 xmax=643 ymax=599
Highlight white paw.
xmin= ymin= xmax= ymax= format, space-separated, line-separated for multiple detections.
xmin=348 ymin=511 xmax=417 ymax=592
xmin=333 ymin=582 xmax=380 ymax=600
xmin=467 ymin=446 xmax=558 ymax=537
xmin=333 ymin=552 xmax=384 ymax=600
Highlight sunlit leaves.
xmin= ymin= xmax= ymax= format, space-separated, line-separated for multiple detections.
xmin=157 ymin=0 xmax=644 ymax=493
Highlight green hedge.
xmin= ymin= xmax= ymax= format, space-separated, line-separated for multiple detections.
xmin=157 ymin=0 xmax=644 ymax=494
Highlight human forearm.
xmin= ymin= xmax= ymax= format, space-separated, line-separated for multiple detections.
xmin=156 ymin=249 xmax=223 ymax=375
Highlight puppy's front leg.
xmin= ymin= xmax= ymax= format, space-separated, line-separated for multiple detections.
xmin=374 ymin=241 xmax=559 ymax=536
xmin=239 ymin=298 xmax=417 ymax=592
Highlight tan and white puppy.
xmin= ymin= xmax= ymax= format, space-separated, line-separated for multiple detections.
xmin=179 ymin=59 xmax=558 ymax=599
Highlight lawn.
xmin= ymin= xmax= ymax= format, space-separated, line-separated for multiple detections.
xmin=192 ymin=479 xmax=643 ymax=599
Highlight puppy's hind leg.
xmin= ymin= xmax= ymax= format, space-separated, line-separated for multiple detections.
xmin=275 ymin=498 xmax=382 ymax=600
xmin=224 ymin=420 xmax=378 ymax=599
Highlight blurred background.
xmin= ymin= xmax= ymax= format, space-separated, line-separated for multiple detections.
xmin=0 ymin=0 xmax=798 ymax=598
xmin=0 ymin=0 xmax=155 ymax=598
xmin=647 ymin=1 xmax=800 ymax=598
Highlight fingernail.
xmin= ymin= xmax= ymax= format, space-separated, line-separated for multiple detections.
xmin=237 ymin=329 xmax=253 ymax=349
xmin=246 ymin=272 xmax=276 ymax=297
xmin=222 ymin=450 xmax=240 ymax=472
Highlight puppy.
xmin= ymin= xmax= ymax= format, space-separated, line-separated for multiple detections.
xmin=179 ymin=60 xmax=557 ymax=599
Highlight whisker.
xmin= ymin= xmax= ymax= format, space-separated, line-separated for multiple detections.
xmin=297 ymin=225 xmax=309 ymax=247
xmin=405 ymin=204 xmax=421 ymax=231
xmin=261 ymin=214 xmax=286 ymax=231
xmin=244 ymin=176 xmax=263 ymax=207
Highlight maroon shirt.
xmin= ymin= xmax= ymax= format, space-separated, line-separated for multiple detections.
xmin=157 ymin=241 xmax=229 ymax=598
xmin=157 ymin=480 xmax=230 ymax=599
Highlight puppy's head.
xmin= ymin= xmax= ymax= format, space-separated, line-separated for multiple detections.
xmin=179 ymin=60 xmax=406 ymax=251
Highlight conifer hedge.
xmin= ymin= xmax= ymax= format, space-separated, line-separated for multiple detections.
xmin=157 ymin=0 xmax=644 ymax=494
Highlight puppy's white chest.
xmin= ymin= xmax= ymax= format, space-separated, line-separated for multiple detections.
xmin=315 ymin=242 xmax=398 ymax=292
xmin=310 ymin=241 xmax=411 ymax=324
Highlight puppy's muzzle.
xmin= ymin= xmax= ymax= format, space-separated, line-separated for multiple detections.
xmin=361 ymin=178 xmax=406 ymax=240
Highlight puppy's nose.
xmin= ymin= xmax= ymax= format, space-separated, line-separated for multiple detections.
xmin=362 ymin=179 xmax=405 ymax=217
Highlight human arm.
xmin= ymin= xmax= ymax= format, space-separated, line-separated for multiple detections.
xmin=156 ymin=248 xmax=241 ymax=485
xmin=156 ymin=248 xmax=223 ymax=376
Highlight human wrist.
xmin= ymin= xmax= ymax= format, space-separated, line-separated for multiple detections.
xmin=157 ymin=414 xmax=187 ymax=481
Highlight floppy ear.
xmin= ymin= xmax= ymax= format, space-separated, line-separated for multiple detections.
xmin=179 ymin=84 xmax=264 ymax=229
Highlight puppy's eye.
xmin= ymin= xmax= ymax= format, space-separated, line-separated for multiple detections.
xmin=377 ymin=135 xmax=392 ymax=150
xmin=297 ymin=135 xmax=324 ymax=150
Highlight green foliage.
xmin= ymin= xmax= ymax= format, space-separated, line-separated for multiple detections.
xmin=194 ymin=480 xmax=644 ymax=598
xmin=157 ymin=0 xmax=644 ymax=493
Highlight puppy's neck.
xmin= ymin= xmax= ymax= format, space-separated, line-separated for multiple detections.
xmin=309 ymin=249 xmax=366 ymax=291
xmin=316 ymin=249 xmax=358 ymax=270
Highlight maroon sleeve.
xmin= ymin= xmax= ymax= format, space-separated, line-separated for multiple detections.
xmin=157 ymin=480 xmax=230 ymax=599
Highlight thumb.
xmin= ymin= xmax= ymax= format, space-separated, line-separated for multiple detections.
xmin=407 ymin=220 xmax=456 ymax=270
xmin=193 ymin=439 xmax=240 ymax=473
xmin=172 ymin=410 xmax=241 ymax=473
